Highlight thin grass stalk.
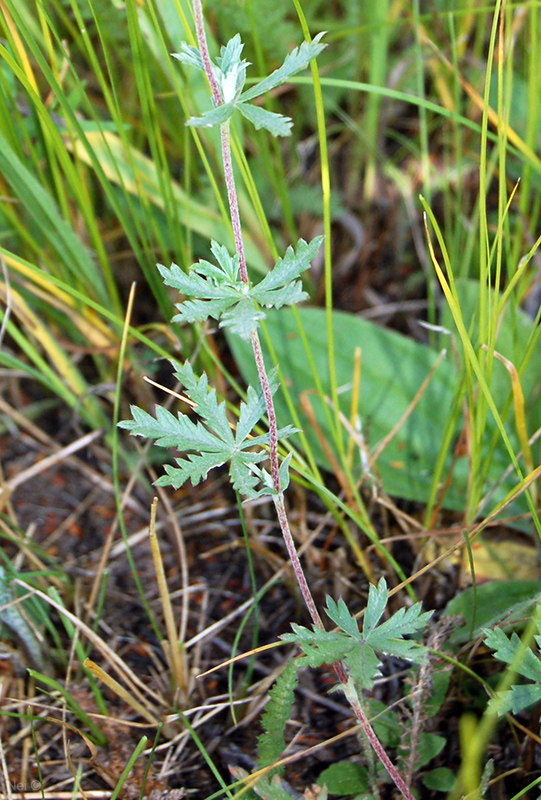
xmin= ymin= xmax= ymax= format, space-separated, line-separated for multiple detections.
xmin=109 ymin=736 xmax=148 ymax=800
xmin=362 ymin=0 xmax=389 ymax=203
xmin=291 ymin=0 xmax=343 ymax=456
xmin=148 ymin=497 xmax=188 ymax=696
xmin=191 ymin=4 xmax=415 ymax=798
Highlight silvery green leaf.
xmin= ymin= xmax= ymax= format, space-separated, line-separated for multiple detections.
xmin=120 ymin=360 xmax=294 ymax=498
xmin=209 ymin=240 xmax=240 ymax=283
xmin=368 ymin=602 xmax=432 ymax=646
xmin=484 ymin=619 xmax=541 ymax=720
xmin=216 ymin=34 xmax=245 ymax=74
xmin=278 ymin=451 xmax=293 ymax=492
xmin=489 ymin=685 xmax=541 ymax=716
xmin=172 ymin=296 xmax=236 ymax=325
xmin=0 ymin=567 xmax=46 ymax=673
xmin=240 ymin=32 xmax=326 ymax=102
xmin=230 ymin=450 xmax=269 ymax=498
xmin=237 ymin=102 xmax=293 ymax=137
xmin=173 ymin=360 xmax=234 ymax=443
xmin=363 ymin=578 xmax=389 ymax=638
xmin=220 ymin=297 xmax=265 ymax=339
xmin=485 ymin=626 xmax=541 ymax=682
xmin=157 ymin=450 xmax=230 ymax=488
xmin=161 ymin=239 xmax=319 ymax=338
xmin=159 ymin=260 xmax=223 ymax=298
xmin=282 ymin=575 xmax=432 ymax=692
xmin=171 ymin=43 xmax=205 ymax=72
xmin=346 ymin=642 xmax=383 ymax=690
xmin=325 ymin=596 xmax=362 ymax=640
xmin=236 ymin=383 xmax=270 ymax=443
xmin=186 ymin=103 xmax=235 ymax=128
xmin=281 ymin=625 xmax=352 ymax=666
xmin=252 ymin=237 xmax=322 ymax=307
xmin=118 ymin=405 xmax=222 ymax=451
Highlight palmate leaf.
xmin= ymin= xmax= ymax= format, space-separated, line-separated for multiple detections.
xmin=119 ymin=361 xmax=296 ymax=499
xmin=160 ymin=237 xmax=322 ymax=340
xmin=282 ymin=578 xmax=433 ymax=692
xmin=172 ymin=32 xmax=325 ymax=136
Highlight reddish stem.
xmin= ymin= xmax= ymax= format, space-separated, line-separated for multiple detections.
xmin=190 ymin=7 xmax=415 ymax=799
xmin=192 ymin=0 xmax=221 ymax=107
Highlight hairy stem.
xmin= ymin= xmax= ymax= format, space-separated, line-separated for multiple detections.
xmin=191 ymin=6 xmax=414 ymax=799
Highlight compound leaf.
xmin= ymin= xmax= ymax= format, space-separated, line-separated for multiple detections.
xmin=174 ymin=31 xmax=325 ymax=136
xmin=120 ymin=360 xmax=296 ymax=499
xmin=282 ymin=578 xmax=432 ymax=692
xmin=160 ymin=238 xmax=321 ymax=340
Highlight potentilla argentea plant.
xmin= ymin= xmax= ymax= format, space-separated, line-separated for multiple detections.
xmin=119 ymin=5 xmax=428 ymax=798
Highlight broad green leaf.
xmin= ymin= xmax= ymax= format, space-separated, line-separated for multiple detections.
xmin=228 ymin=302 xmax=539 ymax=522
xmin=317 ymin=761 xmax=369 ymax=795
xmin=228 ymin=306 xmax=459 ymax=506
xmin=414 ymin=733 xmax=446 ymax=768
xmin=422 ymin=767 xmax=456 ymax=792
xmin=445 ymin=580 xmax=541 ymax=644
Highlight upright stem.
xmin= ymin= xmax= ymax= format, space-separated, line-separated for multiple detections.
xmin=191 ymin=6 xmax=415 ymax=799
